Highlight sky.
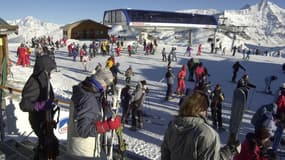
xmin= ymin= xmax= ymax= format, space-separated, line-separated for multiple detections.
xmin=0 ymin=0 xmax=285 ymax=24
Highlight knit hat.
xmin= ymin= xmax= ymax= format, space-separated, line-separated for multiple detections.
xmin=90 ymin=68 xmax=113 ymax=92
xmin=255 ymin=128 xmax=271 ymax=140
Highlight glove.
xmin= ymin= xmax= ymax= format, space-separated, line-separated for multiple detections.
xmin=95 ymin=121 xmax=110 ymax=134
xmin=108 ymin=116 xmax=121 ymax=130
xmin=228 ymin=140 xmax=241 ymax=154
xmin=34 ymin=99 xmax=53 ymax=111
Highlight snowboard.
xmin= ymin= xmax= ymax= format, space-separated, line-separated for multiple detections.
xmin=228 ymin=88 xmax=247 ymax=144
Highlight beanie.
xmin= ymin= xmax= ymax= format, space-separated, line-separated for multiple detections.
xmin=90 ymin=68 xmax=113 ymax=91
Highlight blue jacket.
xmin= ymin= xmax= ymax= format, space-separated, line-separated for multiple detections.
xmin=71 ymin=82 xmax=102 ymax=138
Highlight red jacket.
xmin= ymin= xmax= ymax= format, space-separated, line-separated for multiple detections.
xmin=276 ymin=92 xmax=285 ymax=113
xmin=178 ymin=65 xmax=186 ymax=80
xmin=234 ymin=133 xmax=268 ymax=160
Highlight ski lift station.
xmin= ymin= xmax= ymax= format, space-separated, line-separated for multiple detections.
xmin=103 ymin=8 xmax=218 ymax=45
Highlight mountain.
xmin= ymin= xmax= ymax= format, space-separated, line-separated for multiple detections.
xmin=7 ymin=16 xmax=62 ymax=43
xmin=222 ymin=0 xmax=285 ymax=46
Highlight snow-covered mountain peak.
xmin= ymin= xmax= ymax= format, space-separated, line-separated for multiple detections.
xmin=7 ymin=16 xmax=62 ymax=43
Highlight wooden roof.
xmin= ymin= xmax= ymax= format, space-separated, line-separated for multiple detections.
xmin=61 ymin=19 xmax=110 ymax=30
xmin=0 ymin=18 xmax=18 ymax=34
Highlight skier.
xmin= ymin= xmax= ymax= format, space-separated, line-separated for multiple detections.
xmin=176 ymin=65 xmax=187 ymax=96
xmin=161 ymin=48 xmax=167 ymax=62
xmin=210 ymin=84 xmax=225 ymax=130
xmin=110 ymin=62 xmax=123 ymax=86
xmin=127 ymin=44 xmax=132 ymax=56
xmin=67 ymin=68 xmax=120 ymax=159
xmin=232 ymin=46 xmax=237 ymax=56
xmin=184 ymin=45 xmax=192 ymax=57
xmin=161 ymin=91 xmax=240 ymax=160
xmin=195 ymin=74 xmax=211 ymax=93
xmin=234 ymin=128 xmax=273 ymax=160
xmin=187 ymin=58 xmax=199 ymax=82
xmin=131 ymin=80 xmax=149 ymax=129
xmin=167 ymin=51 xmax=172 ymax=67
xmin=195 ymin=62 xmax=209 ymax=82
xmin=165 ymin=66 xmax=175 ymax=101
xmin=20 ymin=55 xmax=59 ymax=159
xmin=82 ymin=53 xmax=89 ymax=72
xmin=232 ymin=61 xmax=246 ymax=83
xmin=171 ymin=47 xmax=177 ymax=62
xmin=143 ymin=39 xmax=146 ymax=51
xmin=125 ymin=65 xmax=134 ymax=84
xmin=16 ymin=43 xmax=27 ymax=67
xmin=197 ymin=44 xmax=202 ymax=56
xmin=236 ymin=74 xmax=256 ymax=99
xmin=251 ymin=103 xmax=277 ymax=136
xmin=120 ymin=85 xmax=132 ymax=124
xmin=246 ymin=49 xmax=251 ymax=60
xmin=264 ymin=75 xmax=278 ymax=94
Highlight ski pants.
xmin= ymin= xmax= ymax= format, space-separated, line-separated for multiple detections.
xmin=176 ymin=79 xmax=185 ymax=95
xmin=131 ymin=108 xmax=143 ymax=128
xmin=188 ymin=70 xmax=194 ymax=81
xmin=272 ymin=123 xmax=285 ymax=151
xmin=211 ymin=105 xmax=222 ymax=127
xmin=232 ymin=71 xmax=238 ymax=82
xmin=166 ymin=83 xmax=173 ymax=100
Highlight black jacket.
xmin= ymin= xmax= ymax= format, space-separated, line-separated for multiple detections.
xmin=20 ymin=55 xmax=56 ymax=136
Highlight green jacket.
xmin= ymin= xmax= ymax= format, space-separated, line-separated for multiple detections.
xmin=161 ymin=116 xmax=234 ymax=160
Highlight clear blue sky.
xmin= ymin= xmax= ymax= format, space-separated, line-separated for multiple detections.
xmin=1 ymin=0 xmax=284 ymax=24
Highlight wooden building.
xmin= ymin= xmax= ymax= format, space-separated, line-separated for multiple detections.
xmin=61 ymin=19 xmax=110 ymax=40
xmin=0 ymin=18 xmax=18 ymax=84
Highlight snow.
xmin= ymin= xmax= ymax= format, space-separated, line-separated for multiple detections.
xmin=3 ymin=0 xmax=285 ymax=159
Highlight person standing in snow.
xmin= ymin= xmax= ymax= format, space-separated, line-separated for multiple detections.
xmin=125 ymin=65 xmax=134 ymax=85
xmin=210 ymin=84 xmax=225 ymax=130
xmin=176 ymin=65 xmax=187 ymax=96
xmin=131 ymin=80 xmax=149 ymax=129
xmin=187 ymin=58 xmax=199 ymax=82
xmin=162 ymin=48 xmax=167 ymax=62
xmin=120 ymin=85 xmax=132 ymax=124
xmin=232 ymin=46 xmax=237 ymax=56
xmin=82 ymin=53 xmax=89 ymax=72
xmin=236 ymin=74 xmax=256 ymax=99
xmin=161 ymin=91 xmax=240 ymax=160
xmin=264 ymin=75 xmax=277 ymax=94
xmin=197 ymin=44 xmax=202 ymax=56
xmin=171 ymin=47 xmax=177 ymax=62
xmin=110 ymin=62 xmax=123 ymax=86
xmin=20 ymin=55 xmax=59 ymax=159
xmin=67 ymin=68 xmax=120 ymax=159
xmin=184 ymin=45 xmax=192 ymax=57
xmin=165 ymin=66 xmax=175 ymax=101
xmin=195 ymin=62 xmax=209 ymax=82
xmin=232 ymin=61 xmax=246 ymax=83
